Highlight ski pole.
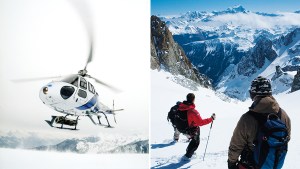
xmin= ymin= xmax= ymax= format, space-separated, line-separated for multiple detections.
xmin=203 ymin=120 xmax=213 ymax=161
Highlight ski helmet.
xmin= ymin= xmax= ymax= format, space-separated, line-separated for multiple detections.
xmin=250 ymin=76 xmax=272 ymax=95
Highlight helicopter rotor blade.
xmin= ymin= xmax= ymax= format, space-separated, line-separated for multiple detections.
xmin=89 ymin=76 xmax=121 ymax=93
xmin=69 ymin=0 xmax=94 ymax=72
xmin=11 ymin=76 xmax=62 ymax=83
xmin=84 ymin=40 xmax=93 ymax=71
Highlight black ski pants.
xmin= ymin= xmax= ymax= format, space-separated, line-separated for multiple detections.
xmin=185 ymin=127 xmax=200 ymax=158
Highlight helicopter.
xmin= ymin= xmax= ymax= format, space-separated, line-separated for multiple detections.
xmin=12 ymin=3 xmax=123 ymax=130
xmin=13 ymin=42 xmax=123 ymax=130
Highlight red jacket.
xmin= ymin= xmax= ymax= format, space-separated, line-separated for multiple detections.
xmin=178 ymin=102 xmax=212 ymax=128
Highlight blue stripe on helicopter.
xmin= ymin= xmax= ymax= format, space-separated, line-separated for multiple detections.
xmin=76 ymin=95 xmax=98 ymax=110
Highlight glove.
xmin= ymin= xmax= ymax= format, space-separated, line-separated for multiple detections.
xmin=211 ymin=113 xmax=216 ymax=120
xmin=227 ymin=160 xmax=238 ymax=169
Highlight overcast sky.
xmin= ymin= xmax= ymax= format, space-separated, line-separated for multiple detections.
xmin=0 ymin=0 xmax=149 ymax=138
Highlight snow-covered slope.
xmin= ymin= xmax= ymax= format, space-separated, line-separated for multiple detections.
xmin=0 ymin=148 xmax=148 ymax=169
xmin=151 ymin=70 xmax=300 ymax=169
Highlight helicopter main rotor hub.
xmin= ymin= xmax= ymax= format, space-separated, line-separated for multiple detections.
xmin=78 ymin=69 xmax=88 ymax=76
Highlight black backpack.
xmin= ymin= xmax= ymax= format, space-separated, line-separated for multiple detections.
xmin=167 ymin=102 xmax=189 ymax=134
xmin=248 ymin=109 xmax=288 ymax=169
xmin=167 ymin=103 xmax=179 ymax=125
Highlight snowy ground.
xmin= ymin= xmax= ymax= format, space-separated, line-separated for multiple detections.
xmin=151 ymin=70 xmax=300 ymax=169
xmin=0 ymin=148 xmax=148 ymax=169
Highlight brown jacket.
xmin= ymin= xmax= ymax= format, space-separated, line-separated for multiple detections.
xmin=228 ymin=96 xmax=291 ymax=163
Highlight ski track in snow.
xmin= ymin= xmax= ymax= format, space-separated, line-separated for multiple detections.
xmin=151 ymin=70 xmax=300 ymax=169
xmin=152 ymin=149 xmax=228 ymax=169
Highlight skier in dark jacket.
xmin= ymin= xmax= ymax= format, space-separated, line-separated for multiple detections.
xmin=177 ymin=93 xmax=215 ymax=160
xmin=227 ymin=76 xmax=291 ymax=169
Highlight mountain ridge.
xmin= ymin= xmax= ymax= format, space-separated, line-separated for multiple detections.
xmin=157 ymin=6 xmax=300 ymax=100
xmin=151 ymin=15 xmax=212 ymax=90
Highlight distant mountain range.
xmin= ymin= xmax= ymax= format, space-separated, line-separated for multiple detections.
xmin=0 ymin=132 xmax=148 ymax=154
xmin=33 ymin=137 xmax=148 ymax=154
xmin=155 ymin=5 xmax=300 ymax=100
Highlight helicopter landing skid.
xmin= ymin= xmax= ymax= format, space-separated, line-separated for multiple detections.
xmin=45 ymin=115 xmax=79 ymax=130
xmin=88 ymin=115 xmax=113 ymax=128
xmin=98 ymin=123 xmax=114 ymax=128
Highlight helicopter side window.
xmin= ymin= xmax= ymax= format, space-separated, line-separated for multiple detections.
xmin=88 ymin=82 xmax=95 ymax=94
xmin=80 ymin=77 xmax=87 ymax=90
xmin=78 ymin=89 xmax=87 ymax=98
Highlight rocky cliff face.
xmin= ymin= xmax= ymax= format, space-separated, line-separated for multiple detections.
xmin=215 ymin=28 xmax=300 ymax=100
xmin=182 ymin=39 xmax=245 ymax=82
xmin=275 ymin=28 xmax=300 ymax=47
xmin=237 ymin=36 xmax=278 ymax=76
xmin=276 ymin=28 xmax=300 ymax=72
xmin=151 ymin=15 xmax=212 ymax=89
xmin=291 ymin=69 xmax=300 ymax=92
xmin=272 ymin=66 xmax=284 ymax=80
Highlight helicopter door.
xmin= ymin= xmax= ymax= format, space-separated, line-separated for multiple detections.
xmin=75 ymin=77 xmax=88 ymax=104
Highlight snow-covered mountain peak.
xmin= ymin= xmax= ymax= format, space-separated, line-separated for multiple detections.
xmin=161 ymin=5 xmax=300 ymax=36
xmin=228 ymin=5 xmax=247 ymax=12
xmin=213 ymin=5 xmax=248 ymax=15
xmin=182 ymin=11 xmax=208 ymax=20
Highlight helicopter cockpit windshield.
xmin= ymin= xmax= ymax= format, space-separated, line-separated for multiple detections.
xmin=61 ymin=75 xmax=79 ymax=87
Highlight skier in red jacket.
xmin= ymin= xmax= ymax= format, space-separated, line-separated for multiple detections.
xmin=176 ymin=93 xmax=215 ymax=160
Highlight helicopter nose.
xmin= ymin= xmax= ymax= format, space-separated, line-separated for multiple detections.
xmin=39 ymin=84 xmax=55 ymax=105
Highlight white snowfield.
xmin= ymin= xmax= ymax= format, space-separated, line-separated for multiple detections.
xmin=0 ymin=148 xmax=148 ymax=169
xmin=151 ymin=70 xmax=299 ymax=169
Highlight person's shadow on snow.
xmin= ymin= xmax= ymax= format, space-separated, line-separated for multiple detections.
xmin=151 ymin=160 xmax=190 ymax=169
xmin=151 ymin=141 xmax=176 ymax=149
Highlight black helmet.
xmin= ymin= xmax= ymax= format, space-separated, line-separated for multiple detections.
xmin=250 ymin=76 xmax=272 ymax=96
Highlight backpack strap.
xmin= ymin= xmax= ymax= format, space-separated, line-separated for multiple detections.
xmin=247 ymin=108 xmax=282 ymax=123
xmin=277 ymin=108 xmax=282 ymax=119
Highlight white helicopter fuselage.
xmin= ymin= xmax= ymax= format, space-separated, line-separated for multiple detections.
xmin=39 ymin=75 xmax=100 ymax=117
